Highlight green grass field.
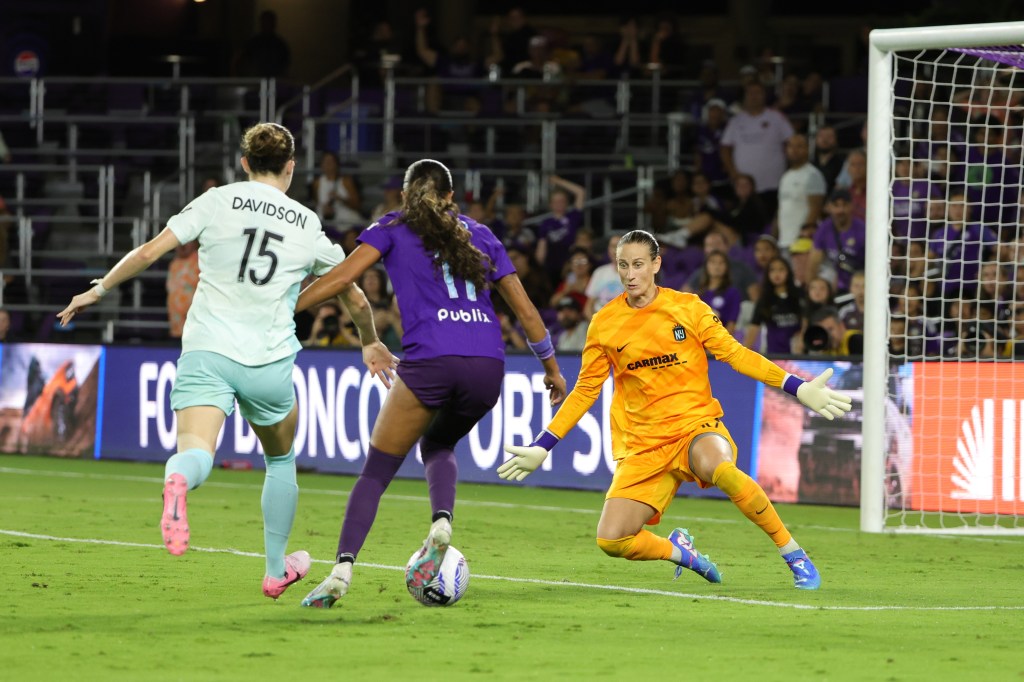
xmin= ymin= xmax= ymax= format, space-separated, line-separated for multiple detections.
xmin=2 ymin=454 xmax=1023 ymax=682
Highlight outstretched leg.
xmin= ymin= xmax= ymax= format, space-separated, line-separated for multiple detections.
xmin=595 ymin=496 xmax=721 ymax=583
xmin=689 ymin=429 xmax=820 ymax=589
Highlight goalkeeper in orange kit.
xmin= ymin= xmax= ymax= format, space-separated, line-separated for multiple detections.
xmin=499 ymin=229 xmax=852 ymax=589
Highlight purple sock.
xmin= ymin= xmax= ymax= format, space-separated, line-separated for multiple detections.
xmin=337 ymin=445 xmax=404 ymax=562
xmin=421 ymin=437 xmax=458 ymax=522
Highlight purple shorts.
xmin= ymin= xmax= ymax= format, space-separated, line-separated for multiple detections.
xmin=397 ymin=355 xmax=505 ymax=447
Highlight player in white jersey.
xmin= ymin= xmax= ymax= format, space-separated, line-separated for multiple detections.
xmin=57 ymin=123 xmax=398 ymax=600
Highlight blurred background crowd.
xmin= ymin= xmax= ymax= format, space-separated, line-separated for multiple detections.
xmin=0 ymin=0 xmax=1021 ymax=360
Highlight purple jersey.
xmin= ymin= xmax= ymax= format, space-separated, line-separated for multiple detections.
xmin=964 ymin=146 xmax=1021 ymax=228
xmin=812 ymin=217 xmax=867 ymax=292
xmin=699 ymin=286 xmax=742 ymax=325
xmin=358 ymin=212 xmax=516 ymax=361
xmin=695 ymin=125 xmax=729 ymax=186
xmin=928 ymin=223 xmax=997 ymax=295
xmin=537 ymin=208 xmax=583 ymax=274
xmin=891 ymin=178 xmax=940 ymax=241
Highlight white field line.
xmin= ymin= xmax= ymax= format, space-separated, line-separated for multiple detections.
xmin=3 ymin=466 xmax=1024 ymax=544
xmin=1 ymin=528 xmax=1022 ymax=612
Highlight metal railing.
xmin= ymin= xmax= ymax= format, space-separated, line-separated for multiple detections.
xmin=0 ymin=163 xmax=114 ymax=225
xmin=0 ymin=69 xmax=865 ymax=343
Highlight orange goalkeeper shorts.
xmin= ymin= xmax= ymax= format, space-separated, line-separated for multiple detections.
xmin=605 ymin=418 xmax=738 ymax=526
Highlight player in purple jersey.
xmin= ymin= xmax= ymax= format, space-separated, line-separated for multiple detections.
xmin=294 ymin=159 xmax=567 ymax=608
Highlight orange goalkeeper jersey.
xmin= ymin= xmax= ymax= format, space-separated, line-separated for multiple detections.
xmin=547 ymin=288 xmax=787 ymax=458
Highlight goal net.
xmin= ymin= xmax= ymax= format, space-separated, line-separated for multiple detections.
xmin=863 ymin=22 xmax=1024 ymax=534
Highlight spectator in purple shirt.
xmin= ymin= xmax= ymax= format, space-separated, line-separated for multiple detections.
xmin=891 ymin=158 xmax=941 ymax=242
xmin=292 ymin=159 xmax=567 ymax=609
xmin=694 ymin=98 xmax=730 ymax=195
xmin=927 ymin=189 xmax=998 ymax=297
xmin=963 ymin=117 xmax=1021 ymax=233
xmin=914 ymin=106 xmax=966 ymax=169
xmin=809 ymin=188 xmax=867 ymax=294
xmin=695 ymin=250 xmax=743 ymax=335
xmin=535 ymin=174 xmax=585 ymax=285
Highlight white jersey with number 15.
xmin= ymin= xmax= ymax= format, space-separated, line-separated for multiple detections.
xmin=167 ymin=181 xmax=345 ymax=366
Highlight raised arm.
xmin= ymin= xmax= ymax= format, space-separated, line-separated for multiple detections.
xmin=414 ymin=9 xmax=439 ymax=69
xmin=549 ymin=174 xmax=585 ymax=210
xmin=698 ymin=303 xmax=851 ymax=419
xmin=647 ymin=22 xmax=671 ymax=69
xmin=485 ymin=16 xmax=504 ymax=68
xmin=58 ymin=227 xmax=181 ymax=326
xmin=614 ymin=19 xmax=640 ymax=69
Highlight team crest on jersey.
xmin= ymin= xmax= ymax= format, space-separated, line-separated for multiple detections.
xmin=673 ymin=325 xmax=686 ymax=341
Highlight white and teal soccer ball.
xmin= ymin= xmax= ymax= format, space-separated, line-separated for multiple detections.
xmin=405 ymin=546 xmax=469 ymax=607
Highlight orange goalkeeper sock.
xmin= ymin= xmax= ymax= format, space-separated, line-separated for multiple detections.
xmin=596 ymin=530 xmax=674 ymax=561
xmin=712 ymin=460 xmax=793 ymax=549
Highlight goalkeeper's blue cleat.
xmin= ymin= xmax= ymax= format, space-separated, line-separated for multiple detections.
xmin=668 ymin=528 xmax=722 ymax=583
xmin=782 ymin=548 xmax=821 ymax=590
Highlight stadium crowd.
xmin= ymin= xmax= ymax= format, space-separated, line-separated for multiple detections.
xmin=1 ymin=7 xmax=1022 ymax=361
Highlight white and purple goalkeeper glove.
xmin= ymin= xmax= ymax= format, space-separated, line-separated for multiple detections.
xmin=498 ymin=430 xmax=559 ymax=482
xmin=783 ymin=368 xmax=853 ymax=420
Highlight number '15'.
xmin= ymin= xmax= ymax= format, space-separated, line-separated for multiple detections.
xmin=238 ymin=227 xmax=284 ymax=285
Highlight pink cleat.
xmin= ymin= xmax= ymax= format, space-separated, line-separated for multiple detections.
xmin=263 ymin=550 xmax=312 ymax=600
xmin=161 ymin=473 xmax=190 ymax=556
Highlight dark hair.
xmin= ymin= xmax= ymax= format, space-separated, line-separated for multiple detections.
xmin=241 ymin=122 xmax=294 ymax=175
xmin=618 ymin=229 xmax=660 ymax=261
xmin=319 ymin=300 xmax=342 ymax=316
xmin=810 ymin=305 xmax=841 ymax=326
xmin=358 ymin=266 xmax=392 ymax=306
xmin=755 ymin=256 xmax=800 ymax=321
xmin=698 ymin=250 xmax=732 ymax=294
xmin=397 ymin=159 xmax=492 ymax=292
xmin=735 ymin=172 xmax=757 ymax=191
xmin=567 ymin=246 xmax=593 ymax=265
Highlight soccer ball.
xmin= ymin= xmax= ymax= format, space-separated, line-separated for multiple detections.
xmin=405 ymin=546 xmax=470 ymax=607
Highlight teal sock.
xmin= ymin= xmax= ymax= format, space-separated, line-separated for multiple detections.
xmin=262 ymin=448 xmax=298 ymax=578
xmin=164 ymin=448 xmax=214 ymax=490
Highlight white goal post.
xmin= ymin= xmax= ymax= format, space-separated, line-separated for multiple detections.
xmin=863 ymin=22 xmax=1024 ymax=533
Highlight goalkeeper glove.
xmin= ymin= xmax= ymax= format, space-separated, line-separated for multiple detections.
xmin=783 ymin=368 xmax=853 ymax=421
xmin=498 ymin=430 xmax=559 ymax=482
